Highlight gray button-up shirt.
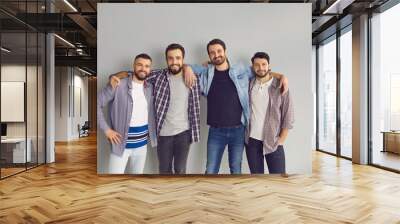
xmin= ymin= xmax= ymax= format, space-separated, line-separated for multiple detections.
xmin=97 ymin=74 xmax=157 ymax=157
xmin=245 ymin=77 xmax=294 ymax=154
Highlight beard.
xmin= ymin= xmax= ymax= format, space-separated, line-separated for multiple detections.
xmin=211 ymin=56 xmax=226 ymax=66
xmin=168 ymin=64 xmax=183 ymax=74
xmin=255 ymin=69 xmax=270 ymax=78
xmin=134 ymin=70 xmax=148 ymax=81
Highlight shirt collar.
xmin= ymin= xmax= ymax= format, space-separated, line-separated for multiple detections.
xmin=128 ymin=72 xmax=148 ymax=88
xmin=255 ymin=76 xmax=274 ymax=87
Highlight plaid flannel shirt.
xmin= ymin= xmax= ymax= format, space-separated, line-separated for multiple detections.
xmin=147 ymin=68 xmax=201 ymax=143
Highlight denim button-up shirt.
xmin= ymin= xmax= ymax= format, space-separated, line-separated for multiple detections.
xmin=191 ymin=63 xmax=253 ymax=126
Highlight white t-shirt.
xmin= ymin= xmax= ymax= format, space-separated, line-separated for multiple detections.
xmin=130 ymin=81 xmax=148 ymax=127
xmin=250 ymin=77 xmax=273 ymax=141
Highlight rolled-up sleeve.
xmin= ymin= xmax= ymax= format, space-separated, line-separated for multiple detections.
xmin=189 ymin=64 xmax=209 ymax=95
xmin=190 ymin=64 xmax=207 ymax=77
xmin=281 ymin=90 xmax=294 ymax=129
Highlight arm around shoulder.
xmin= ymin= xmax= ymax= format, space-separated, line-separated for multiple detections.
xmin=281 ymin=90 xmax=294 ymax=130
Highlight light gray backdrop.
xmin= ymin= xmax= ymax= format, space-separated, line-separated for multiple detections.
xmin=97 ymin=3 xmax=313 ymax=174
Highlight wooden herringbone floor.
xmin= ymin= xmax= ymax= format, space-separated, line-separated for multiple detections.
xmin=1 ymin=134 xmax=400 ymax=224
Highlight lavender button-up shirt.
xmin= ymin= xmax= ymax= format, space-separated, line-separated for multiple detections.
xmin=97 ymin=74 xmax=157 ymax=157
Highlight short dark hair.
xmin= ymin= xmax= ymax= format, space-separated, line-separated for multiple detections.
xmin=207 ymin=38 xmax=226 ymax=54
xmin=134 ymin=53 xmax=152 ymax=62
xmin=251 ymin=52 xmax=270 ymax=64
xmin=165 ymin=43 xmax=185 ymax=58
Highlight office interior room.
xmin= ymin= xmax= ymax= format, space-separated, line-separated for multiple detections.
xmin=1 ymin=0 xmax=400 ymax=223
xmin=0 ymin=0 xmax=97 ymax=179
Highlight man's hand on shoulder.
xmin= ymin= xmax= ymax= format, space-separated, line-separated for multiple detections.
xmin=109 ymin=71 xmax=129 ymax=89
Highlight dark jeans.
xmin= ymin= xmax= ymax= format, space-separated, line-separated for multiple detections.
xmin=245 ymin=137 xmax=286 ymax=174
xmin=157 ymin=130 xmax=191 ymax=174
xmin=206 ymin=125 xmax=245 ymax=174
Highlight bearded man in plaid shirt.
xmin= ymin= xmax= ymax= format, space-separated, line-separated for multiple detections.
xmin=109 ymin=43 xmax=200 ymax=174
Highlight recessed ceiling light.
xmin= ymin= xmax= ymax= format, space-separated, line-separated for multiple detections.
xmin=54 ymin=34 xmax=75 ymax=48
xmin=63 ymin=0 xmax=78 ymax=12
xmin=77 ymin=67 xmax=93 ymax=76
xmin=322 ymin=0 xmax=353 ymax=14
xmin=1 ymin=47 xmax=11 ymax=53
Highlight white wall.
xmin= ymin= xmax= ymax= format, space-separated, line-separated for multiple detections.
xmin=72 ymin=72 xmax=89 ymax=138
xmin=1 ymin=65 xmax=39 ymax=137
xmin=1 ymin=65 xmax=27 ymax=140
xmin=54 ymin=67 xmax=89 ymax=141
xmin=54 ymin=66 xmax=69 ymax=141
xmin=97 ymin=3 xmax=313 ymax=174
xmin=1 ymin=63 xmax=46 ymax=164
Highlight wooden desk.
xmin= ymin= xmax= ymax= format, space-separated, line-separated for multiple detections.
xmin=381 ymin=131 xmax=400 ymax=154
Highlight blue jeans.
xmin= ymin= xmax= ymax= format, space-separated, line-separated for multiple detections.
xmin=206 ymin=125 xmax=245 ymax=174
